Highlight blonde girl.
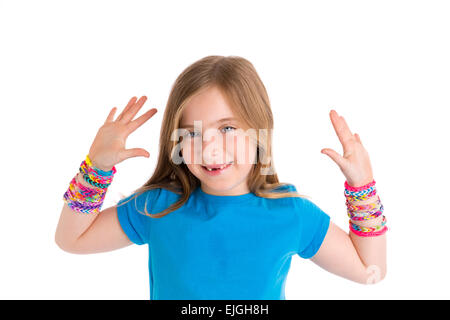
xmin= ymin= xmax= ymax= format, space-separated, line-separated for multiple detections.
xmin=55 ymin=55 xmax=387 ymax=299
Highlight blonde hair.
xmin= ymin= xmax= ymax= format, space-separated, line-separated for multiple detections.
xmin=116 ymin=55 xmax=310 ymax=218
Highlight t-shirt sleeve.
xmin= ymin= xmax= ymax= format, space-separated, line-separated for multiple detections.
xmin=296 ymin=197 xmax=331 ymax=259
xmin=116 ymin=191 xmax=155 ymax=245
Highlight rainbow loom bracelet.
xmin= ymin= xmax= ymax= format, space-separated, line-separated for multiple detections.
xmin=80 ymin=155 xmax=116 ymax=186
xmin=345 ymin=180 xmax=376 ymax=192
xmin=347 ymin=207 xmax=383 ymax=221
xmin=66 ymin=176 xmax=104 ymax=203
xmin=345 ymin=179 xmax=388 ymax=237
xmin=348 ymin=202 xmax=384 ymax=220
xmin=346 ymin=197 xmax=381 ymax=211
xmin=350 ymin=215 xmax=387 ymax=232
xmin=63 ymin=176 xmax=104 ymax=214
xmin=63 ymin=156 xmax=116 ymax=214
xmin=349 ymin=224 xmax=388 ymax=237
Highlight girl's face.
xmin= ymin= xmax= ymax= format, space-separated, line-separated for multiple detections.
xmin=179 ymin=86 xmax=257 ymax=196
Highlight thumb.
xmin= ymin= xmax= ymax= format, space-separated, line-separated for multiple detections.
xmin=321 ymin=148 xmax=346 ymax=168
xmin=121 ymin=148 xmax=150 ymax=160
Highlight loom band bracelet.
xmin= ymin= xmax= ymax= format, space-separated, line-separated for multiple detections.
xmin=82 ymin=174 xmax=111 ymax=189
xmin=350 ymin=216 xmax=387 ymax=232
xmin=68 ymin=179 xmax=102 ymax=199
xmin=70 ymin=176 xmax=104 ymax=196
xmin=73 ymin=176 xmax=107 ymax=195
xmin=347 ymin=203 xmax=384 ymax=217
xmin=82 ymin=164 xmax=116 ymax=182
xmin=86 ymin=164 xmax=116 ymax=177
xmin=87 ymin=173 xmax=114 ymax=185
xmin=345 ymin=199 xmax=381 ymax=211
xmin=344 ymin=180 xmax=376 ymax=192
xmin=87 ymin=173 xmax=115 ymax=185
xmin=63 ymin=193 xmax=104 ymax=209
xmin=64 ymin=189 xmax=105 ymax=205
xmin=79 ymin=166 xmax=115 ymax=184
xmin=346 ymin=203 xmax=380 ymax=213
xmin=345 ymin=191 xmax=378 ymax=202
xmin=85 ymin=155 xmax=117 ymax=176
xmin=344 ymin=187 xmax=376 ymax=197
xmin=349 ymin=225 xmax=388 ymax=237
xmin=74 ymin=187 xmax=104 ymax=199
xmin=65 ymin=201 xmax=102 ymax=214
xmin=67 ymin=184 xmax=104 ymax=203
xmin=345 ymin=189 xmax=377 ymax=200
xmin=345 ymin=188 xmax=377 ymax=198
xmin=346 ymin=199 xmax=381 ymax=211
xmin=348 ymin=209 xmax=382 ymax=220
xmin=81 ymin=170 xmax=115 ymax=186
xmin=344 ymin=184 xmax=376 ymax=194
xmin=348 ymin=205 xmax=384 ymax=218
xmin=347 ymin=210 xmax=383 ymax=221
xmin=63 ymin=198 xmax=104 ymax=211
xmin=346 ymin=198 xmax=380 ymax=208
xmin=68 ymin=200 xmax=104 ymax=210
xmin=70 ymin=187 xmax=105 ymax=203
xmin=349 ymin=220 xmax=387 ymax=234
xmin=347 ymin=212 xmax=382 ymax=221
xmin=79 ymin=167 xmax=115 ymax=185
xmin=348 ymin=213 xmax=382 ymax=221
xmin=63 ymin=195 xmax=104 ymax=213
xmin=79 ymin=165 xmax=115 ymax=187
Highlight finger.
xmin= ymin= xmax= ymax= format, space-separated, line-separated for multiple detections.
xmin=121 ymin=96 xmax=148 ymax=123
xmin=126 ymin=108 xmax=158 ymax=135
xmin=354 ymin=133 xmax=363 ymax=145
xmin=120 ymin=148 xmax=150 ymax=160
xmin=329 ymin=110 xmax=355 ymax=150
xmin=104 ymin=107 xmax=117 ymax=124
xmin=340 ymin=115 xmax=354 ymax=137
xmin=116 ymin=96 xmax=138 ymax=122
xmin=321 ymin=148 xmax=347 ymax=168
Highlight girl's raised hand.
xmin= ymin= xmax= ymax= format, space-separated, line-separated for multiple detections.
xmin=320 ymin=110 xmax=374 ymax=187
xmin=88 ymin=96 xmax=158 ymax=171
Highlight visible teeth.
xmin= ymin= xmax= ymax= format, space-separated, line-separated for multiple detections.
xmin=205 ymin=163 xmax=230 ymax=171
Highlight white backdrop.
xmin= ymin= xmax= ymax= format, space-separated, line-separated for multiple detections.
xmin=1 ymin=0 xmax=449 ymax=299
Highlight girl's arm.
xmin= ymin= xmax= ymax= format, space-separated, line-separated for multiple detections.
xmin=55 ymin=172 xmax=133 ymax=254
xmin=315 ymin=110 xmax=386 ymax=284
xmin=55 ymin=96 xmax=157 ymax=253
xmin=310 ymin=218 xmax=386 ymax=284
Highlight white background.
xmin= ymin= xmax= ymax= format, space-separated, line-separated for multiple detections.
xmin=1 ymin=0 xmax=449 ymax=299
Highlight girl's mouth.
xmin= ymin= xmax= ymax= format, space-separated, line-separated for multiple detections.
xmin=201 ymin=162 xmax=233 ymax=176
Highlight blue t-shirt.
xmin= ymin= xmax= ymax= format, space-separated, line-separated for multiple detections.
xmin=116 ymin=184 xmax=330 ymax=300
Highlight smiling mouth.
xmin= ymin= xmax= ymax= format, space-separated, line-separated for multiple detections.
xmin=201 ymin=162 xmax=233 ymax=172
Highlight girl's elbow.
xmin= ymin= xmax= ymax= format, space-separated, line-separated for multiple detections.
xmin=356 ymin=264 xmax=387 ymax=285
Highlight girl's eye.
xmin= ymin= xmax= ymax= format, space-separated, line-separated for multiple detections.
xmin=221 ymin=126 xmax=236 ymax=133
xmin=187 ymin=131 xmax=201 ymax=138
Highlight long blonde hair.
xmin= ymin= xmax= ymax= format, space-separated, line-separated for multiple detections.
xmin=116 ymin=55 xmax=310 ymax=218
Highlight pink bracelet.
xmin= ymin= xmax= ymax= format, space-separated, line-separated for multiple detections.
xmin=344 ymin=180 xmax=376 ymax=192
xmin=349 ymin=224 xmax=388 ymax=237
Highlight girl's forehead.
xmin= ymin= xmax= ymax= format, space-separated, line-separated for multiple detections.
xmin=180 ymin=115 xmax=240 ymax=128
xmin=180 ymin=105 xmax=240 ymax=127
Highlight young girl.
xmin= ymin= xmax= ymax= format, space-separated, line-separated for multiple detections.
xmin=55 ymin=55 xmax=387 ymax=300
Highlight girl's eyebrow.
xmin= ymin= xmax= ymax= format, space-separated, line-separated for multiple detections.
xmin=180 ymin=117 xmax=239 ymax=128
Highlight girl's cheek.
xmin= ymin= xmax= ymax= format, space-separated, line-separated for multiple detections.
xmin=232 ymin=134 xmax=256 ymax=165
xmin=181 ymin=139 xmax=203 ymax=165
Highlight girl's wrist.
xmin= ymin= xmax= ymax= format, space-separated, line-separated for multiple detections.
xmin=88 ymin=154 xmax=114 ymax=172
xmin=345 ymin=179 xmax=388 ymax=237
